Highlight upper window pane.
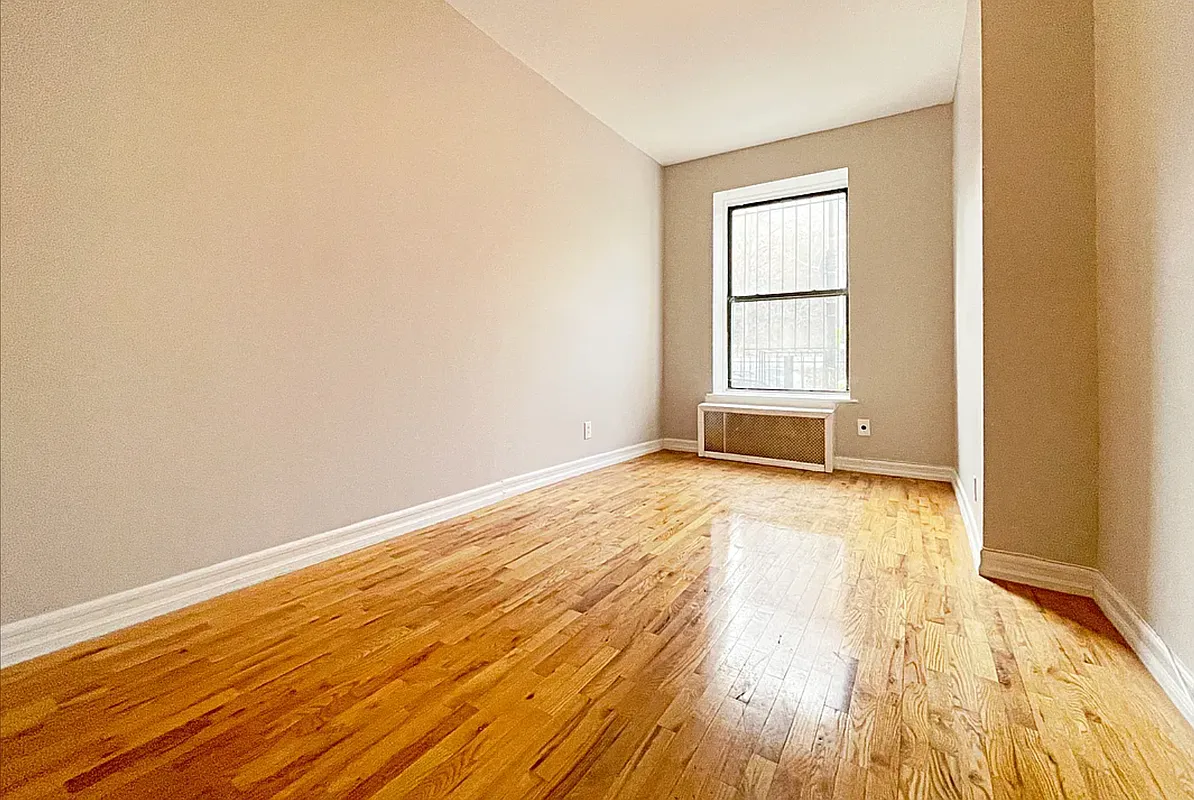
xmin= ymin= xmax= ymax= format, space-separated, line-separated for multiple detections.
xmin=729 ymin=192 xmax=847 ymax=296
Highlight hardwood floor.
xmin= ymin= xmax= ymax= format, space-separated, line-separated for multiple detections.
xmin=2 ymin=452 xmax=1191 ymax=798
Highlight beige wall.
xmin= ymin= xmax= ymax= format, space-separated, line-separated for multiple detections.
xmin=954 ymin=0 xmax=983 ymax=537
xmin=980 ymin=0 xmax=1099 ymax=566
xmin=0 ymin=0 xmax=662 ymax=623
xmin=661 ymin=107 xmax=957 ymax=467
xmin=1094 ymin=0 xmax=1194 ymax=665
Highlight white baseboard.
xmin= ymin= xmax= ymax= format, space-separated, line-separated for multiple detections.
xmin=977 ymin=547 xmax=1194 ymax=728
xmin=661 ymin=438 xmax=698 ymax=453
xmin=0 ymin=439 xmax=663 ymax=668
xmin=979 ymin=548 xmax=1099 ymax=597
xmin=950 ymin=471 xmax=982 ymax=571
xmin=1094 ymin=574 xmax=1194 ymax=727
xmin=834 ymin=457 xmax=954 ymax=482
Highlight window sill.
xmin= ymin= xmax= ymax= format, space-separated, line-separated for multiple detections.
xmin=705 ymin=390 xmax=857 ymax=410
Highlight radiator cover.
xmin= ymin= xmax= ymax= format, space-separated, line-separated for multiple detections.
xmin=698 ymin=403 xmax=835 ymax=472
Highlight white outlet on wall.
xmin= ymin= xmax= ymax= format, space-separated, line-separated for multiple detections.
xmin=857 ymin=418 xmax=871 ymax=436
xmin=583 ymin=421 xmax=592 ymax=440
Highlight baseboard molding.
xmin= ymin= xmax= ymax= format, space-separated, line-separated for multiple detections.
xmin=977 ymin=547 xmax=1194 ymax=728
xmin=979 ymin=548 xmax=1099 ymax=597
xmin=950 ymin=471 xmax=982 ymax=571
xmin=834 ymin=457 xmax=954 ymax=483
xmin=0 ymin=439 xmax=663 ymax=668
xmin=661 ymin=438 xmax=698 ymax=453
xmin=1094 ymin=574 xmax=1194 ymax=727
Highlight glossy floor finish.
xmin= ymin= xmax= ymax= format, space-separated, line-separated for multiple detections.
xmin=2 ymin=453 xmax=1191 ymax=799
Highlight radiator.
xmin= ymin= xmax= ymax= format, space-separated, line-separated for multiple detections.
xmin=697 ymin=402 xmax=835 ymax=472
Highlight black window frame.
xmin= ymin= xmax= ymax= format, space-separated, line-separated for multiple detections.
xmin=726 ymin=187 xmax=849 ymax=392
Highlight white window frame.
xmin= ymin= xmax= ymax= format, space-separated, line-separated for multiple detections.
xmin=710 ymin=167 xmax=855 ymax=409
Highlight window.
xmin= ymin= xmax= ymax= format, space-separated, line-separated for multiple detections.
xmin=729 ymin=190 xmax=847 ymax=391
xmin=712 ymin=168 xmax=850 ymax=400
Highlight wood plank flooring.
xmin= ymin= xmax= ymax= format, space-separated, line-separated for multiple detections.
xmin=2 ymin=452 xmax=1191 ymax=798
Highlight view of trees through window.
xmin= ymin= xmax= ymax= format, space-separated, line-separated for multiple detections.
xmin=728 ymin=190 xmax=847 ymax=391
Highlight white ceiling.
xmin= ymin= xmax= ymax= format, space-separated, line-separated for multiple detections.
xmin=444 ymin=0 xmax=968 ymax=165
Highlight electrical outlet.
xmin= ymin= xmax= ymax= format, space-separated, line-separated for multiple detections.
xmin=857 ymin=418 xmax=871 ymax=437
xmin=973 ymin=476 xmax=978 ymax=502
xmin=583 ymin=421 xmax=592 ymax=440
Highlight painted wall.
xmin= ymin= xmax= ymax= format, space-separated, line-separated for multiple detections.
xmin=980 ymin=0 xmax=1099 ymax=566
xmin=661 ymin=106 xmax=957 ymax=467
xmin=1094 ymin=0 xmax=1194 ymax=666
xmin=0 ymin=0 xmax=662 ymax=623
xmin=954 ymin=0 xmax=983 ymax=540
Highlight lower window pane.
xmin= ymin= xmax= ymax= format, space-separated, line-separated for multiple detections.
xmin=729 ymin=296 xmax=846 ymax=391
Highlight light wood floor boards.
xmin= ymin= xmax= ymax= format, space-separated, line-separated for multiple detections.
xmin=1 ymin=453 xmax=1191 ymax=798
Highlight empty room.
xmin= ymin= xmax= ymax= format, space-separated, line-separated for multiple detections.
xmin=1 ymin=0 xmax=1191 ymax=796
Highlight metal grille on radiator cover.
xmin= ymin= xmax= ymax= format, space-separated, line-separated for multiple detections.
xmin=703 ymin=411 xmax=825 ymax=465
